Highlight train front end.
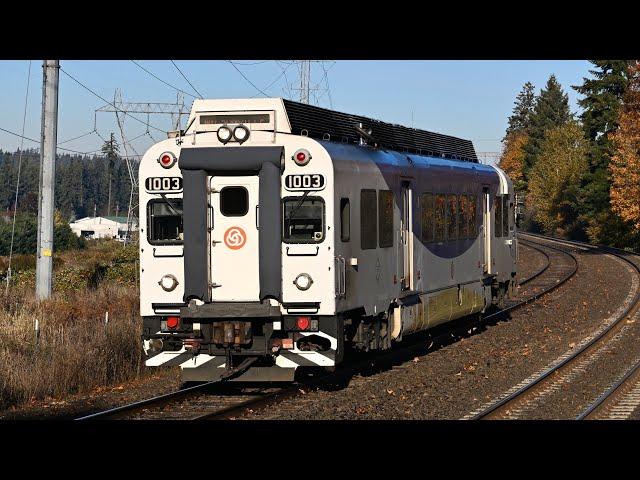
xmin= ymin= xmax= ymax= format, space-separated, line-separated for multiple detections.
xmin=139 ymin=99 xmax=340 ymax=382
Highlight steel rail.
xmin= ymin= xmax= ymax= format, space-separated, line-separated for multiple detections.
xmin=516 ymin=241 xmax=551 ymax=286
xmin=577 ymin=357 xmax=640 ymax=420
xmin=79 ymin=233 xmax=579 ymax=421
xmin=75 ymin=357 xmax=256 ymax=420
xmin=472 ymin=234 xmax=640 ymax=420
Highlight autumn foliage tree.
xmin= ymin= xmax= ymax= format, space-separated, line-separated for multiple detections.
xmin=527 ymin=121 xmax=589 ymax=237
xmin=610 ymin=61 xmax=640 ymax=233
xmin=498 ymin=132 xmax=527 ymax=192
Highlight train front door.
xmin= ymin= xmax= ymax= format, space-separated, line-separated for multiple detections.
xmin=209 ymin=176 xmax=260 ymax=301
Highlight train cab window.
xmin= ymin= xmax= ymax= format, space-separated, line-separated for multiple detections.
xmin=283 ymin=196 xmax=325 ymax=243
xmin=503 ymin=196 xmax=510 ymax=237
xmin=447 ymin=194 xmax=458 ymax=241
xmin=494 ymin=196 xmax=503 ymax=237
xmin=220 ymin=187 xmax=248 ymax=216
xmin=469 ymin=195 xmax=477 ymax=238
xmin=420 ymin=193 xmax=434 ymax=242
xmin=378 ymin=190 xmax=394 ymax=248
xmin=340 ymin=198 xmax=350 ymax=242
xmin=434 ymin=194 xmax=446 ymax=242
xmin=459 ymin=195 xmax=469 ymax=239
xmin=361 ymin=189 xmax=377 ymax=250
xmin=147 ymin=199 xmax=183 ymax=245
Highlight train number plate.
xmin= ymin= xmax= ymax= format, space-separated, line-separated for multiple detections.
xmin=284 ymin=174 xmax=325 ymax=191
xmin=145 ymin=177 xmax=183 ymax=193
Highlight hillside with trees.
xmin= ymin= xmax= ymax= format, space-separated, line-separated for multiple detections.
xmin=0 ymin=147 xmax=137 ymax=221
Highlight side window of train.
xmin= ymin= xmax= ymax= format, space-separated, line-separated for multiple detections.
xmin=469 ymin=195 xmax=477 ymax=238
xmin=494 ymin=195 xmax=503 ymax=237
xmin=147 ymin=199 xmax=184 ymax=245
xmin=340 ymin=198 xmax=350 ymax=242
xmin=458 ymin=195 xmax=468 ymax=239
xmin=434 ymin=194 xmax=446 ymax=242
xmin=447 ymin=194 xmax=458 ymax=241
xmin=378 ymin=190 xmax=394 ymax=248
xmin=360 ymin=189 xmax=377 ymax=250
xmin=420 ymin=193 xmax=434 ymax=242
xmin=502 ymin=196 xmax=510 ymax=237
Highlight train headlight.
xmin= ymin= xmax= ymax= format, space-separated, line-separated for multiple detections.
xmin=217 ymin=125 xmax=232 ymax=144
xmin=293 ymin=273 xmax=313 ymax=291
xmin=158 ymin=274 xmax=179 ymax=292
xmin=233 ymin=125 xmax=250 ymax=144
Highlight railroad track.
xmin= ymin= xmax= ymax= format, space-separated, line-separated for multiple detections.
xmin=77 ymin=233 xmax=586 ymax=421
xmin=465 ymin=233 xmax=640 ymax=420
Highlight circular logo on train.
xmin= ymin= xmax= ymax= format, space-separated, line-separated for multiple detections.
xmin=224 ymin=226 xmax=246 ymax=250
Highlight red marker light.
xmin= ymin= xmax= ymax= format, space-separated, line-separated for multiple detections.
xmin=166 ymin=316 xmax=180 ymax=329
xmin=296 ymin=316 xmax=310 ymax=330
xmin=158 ymin=152 xmax=176 ymax=168
xmin=292 ymin=149 xmax=311 ymax=166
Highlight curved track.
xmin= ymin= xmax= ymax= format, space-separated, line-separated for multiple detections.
xmin=78 ymin=233 xmax=594 ymax=421
xmin=468 ymin=233 xmax=640 ymax=420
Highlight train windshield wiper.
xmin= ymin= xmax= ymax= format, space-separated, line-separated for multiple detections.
xmin=286 ymin=191 xmax=310 ymax=220
xmin=159 ymin=193 xmax=181 ymax=215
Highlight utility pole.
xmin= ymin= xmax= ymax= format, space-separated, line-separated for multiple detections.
xmin=35 ymin=60 xmax=59 ymax=301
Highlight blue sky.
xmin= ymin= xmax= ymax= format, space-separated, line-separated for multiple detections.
xmin=0 ymin=60 xmax=592 ymax=164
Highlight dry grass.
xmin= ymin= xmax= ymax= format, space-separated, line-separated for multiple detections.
xmin=0 ymin=242 xmax=144 ymax=410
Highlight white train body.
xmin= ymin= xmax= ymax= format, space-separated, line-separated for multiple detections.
xmin=139 ymin=98 xmax=517 ymax=382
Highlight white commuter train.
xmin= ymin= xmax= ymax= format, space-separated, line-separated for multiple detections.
xmin=139 ymin=98 xmax=517 ymax=382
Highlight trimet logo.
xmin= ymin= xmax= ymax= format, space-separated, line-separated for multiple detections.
xmin=224 ymin=226 xmax=246 ymax=250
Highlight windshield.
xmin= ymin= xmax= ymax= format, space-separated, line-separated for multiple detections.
xmin=148 ymin=199 xmax=183 ymax=244
xmin=283 ymin=196 xmax=325 ymax=243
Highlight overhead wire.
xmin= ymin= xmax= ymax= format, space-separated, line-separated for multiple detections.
xmin=131 ymin=60 xmax=199 ymax=99
xmin=0 ymin=125 xmax=99 ymax=155
xmin=227 ymin=61 xmax=269 ymax=97
xmin=59 ymin=66 xmax=166 ymax=134
xmin=6 ymin=60 xmax=32 ymax=294
xmin=251 ymin=61 xmax=294 ymax=98
xmin=170 ymin=60 xmax=203 ymax=98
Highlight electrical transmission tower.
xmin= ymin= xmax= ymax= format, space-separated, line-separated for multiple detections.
xmin=288 ymin=61 xmax=334 ymax=107
xmin=95 ymin=89 xmax=191 ymax=245
xmin=96 ymin=90 xmax=189 ymax=132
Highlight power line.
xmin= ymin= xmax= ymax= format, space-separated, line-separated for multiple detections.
xmin=252 ymin=62 xmax=294 ymax=98
xmin=227 ymin=61 xmax=269 ymax=97
xmin=230 ymin=60 xmax=271 ymax=66
xmin=132 ymin=60 xmax=199 ymax=99
xmin=58 ymin=128 xmax=97 ymax=145
xmin=0 ymin=125 xmax=98 ymax=155
xmin=170 ymin=60 xmax=203 ymax=98
xmin=59 ymin=66 xmax=166 ymax=134
xmin=6 ymin=60 xmax=32 ymax=294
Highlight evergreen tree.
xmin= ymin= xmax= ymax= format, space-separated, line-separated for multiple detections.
xmin=101 ymin=133 xmax=120 ymax=217
xmin=572 ymin=60 xmax=630 ymax=221
xmin=523 ymin=75 xmax=572 ymax=174
xmin=505 ymin=81 xmax=536 ymax=138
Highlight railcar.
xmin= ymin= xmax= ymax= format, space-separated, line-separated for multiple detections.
xmin=139 ymin=98 xmax=517 ymax=382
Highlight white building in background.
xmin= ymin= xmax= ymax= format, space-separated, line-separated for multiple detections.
xmin=69 ymin=216 xmax=137 ymax=241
